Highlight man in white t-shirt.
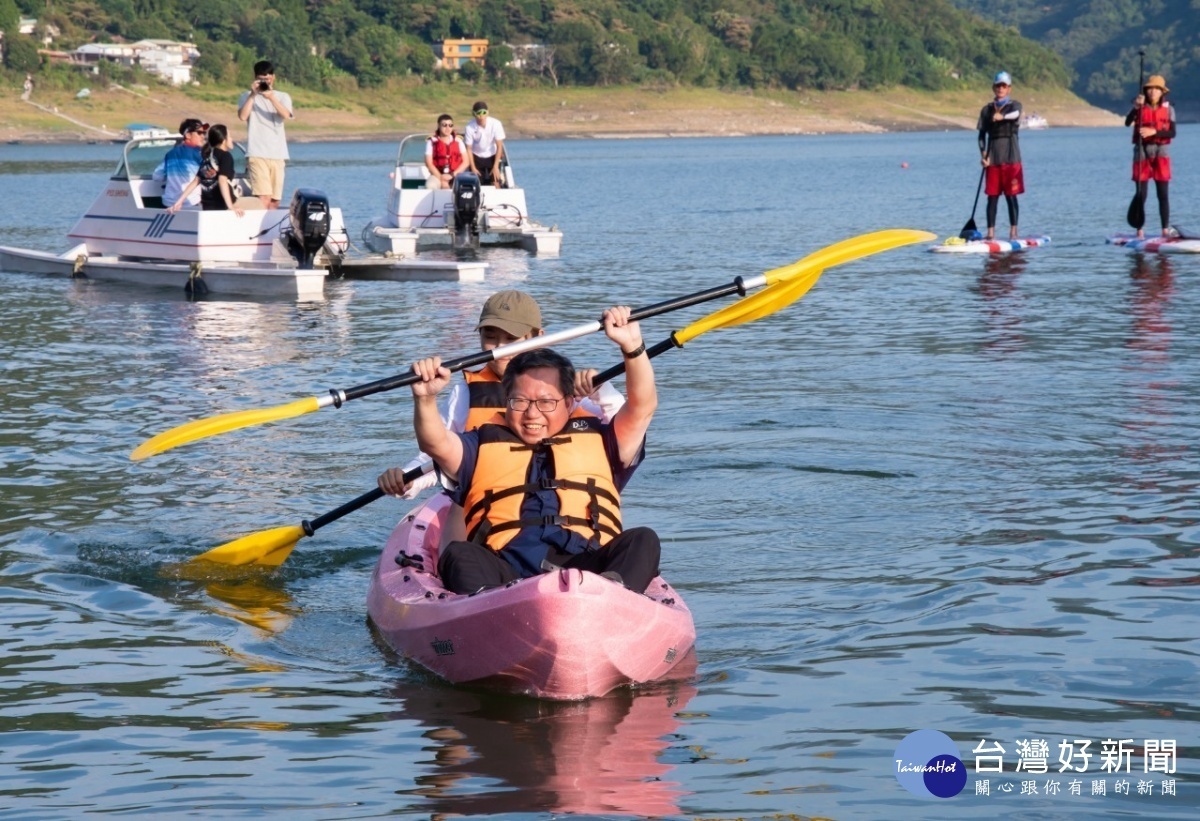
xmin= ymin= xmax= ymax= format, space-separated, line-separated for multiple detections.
xmin=463 ymin=100 xmax=507 ymax=187
xmin=237 ymin=59 xmax=294 ymax=209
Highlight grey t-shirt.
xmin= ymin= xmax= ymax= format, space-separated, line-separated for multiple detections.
xmin=237 ymin=90 xmax=293 ymax=160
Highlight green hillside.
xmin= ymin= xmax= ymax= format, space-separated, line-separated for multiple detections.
xmin=4 ymin=0 xmax=1069 ymax=96
xmin=951 ymin=0 xmax=1200 ymax=119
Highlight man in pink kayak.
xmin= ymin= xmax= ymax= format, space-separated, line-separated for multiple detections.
xmin=403 ymin=306 xmax=661 ymax=595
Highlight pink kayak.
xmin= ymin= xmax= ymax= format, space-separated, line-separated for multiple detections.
xmin=366 ymin=493 xmax=697 ymax=700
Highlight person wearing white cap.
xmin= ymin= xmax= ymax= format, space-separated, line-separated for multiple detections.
xmin=378 ymin=290 xmax=624 ymax=499
xmin=1125 ymin=74 xmax=1176 ymax=238
xmin=977 ymin=71 xmax=1024 ymax=240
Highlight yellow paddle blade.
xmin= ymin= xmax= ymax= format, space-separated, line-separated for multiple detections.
xmin=192 ymin=525 xmax=307 ymax=567
xmin=131 ymin=396 xmax=321 ymax=461
xmin=763 ymin=228 xmax=936 ymax=286
xmin=676 ymin=268 xmax=822 ymax=345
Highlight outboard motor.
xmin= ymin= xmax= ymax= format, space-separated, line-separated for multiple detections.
xmin=286 ymin=188 xmax=332 ymax=269
xmin=450 ymin=172 xmax=481 ymax=249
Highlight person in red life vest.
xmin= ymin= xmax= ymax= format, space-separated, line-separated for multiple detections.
xmin=403 ymin=307 xmax=660 ymax=595
xmin=977 ymin=71 xmax=1024 ymax=240
xmin=1125 ymin=75 xmax=1177 ymax=239
xmin=425 ymin=113 xmax=470 ymax=189
xmin=378 ymin=290 xmax=624 ymax=499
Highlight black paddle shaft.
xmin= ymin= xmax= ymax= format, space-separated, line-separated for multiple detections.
xmin=302 ymin=464 xmax=430 ymax=535
xmin=960 ymin=168 xmax=986 ymax=238
xmin=336 ymin=278 xmax=751 ymax=403
xmin=1128 ymin=50 xmax=1147 ymax=230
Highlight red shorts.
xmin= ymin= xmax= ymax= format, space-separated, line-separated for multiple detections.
xmin=1133 ymin=156 xmax=1171 ymax=182
xmin=985 ymin=163 xmax=1025 ymax=196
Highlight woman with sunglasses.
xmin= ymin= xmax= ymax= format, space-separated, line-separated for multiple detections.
xmin=425 ymin=114 xmax=470 ymax=189
xmin=464 ymin=101 xmax=507 ymax=187
xmin=977 ymin=71 xmax=1024 ymax=240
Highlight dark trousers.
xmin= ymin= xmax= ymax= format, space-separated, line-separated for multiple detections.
xmin=986 ymin=194 xmax=1019 ymax=229
xmin=1135 ymin=180 xmax=1170 ymax=230
xmin=437 ymin=527 xmax=661 ymax=595
xmin=472 ymin=153 xmax=500 ymax=186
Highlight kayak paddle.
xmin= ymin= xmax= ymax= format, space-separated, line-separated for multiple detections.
xmin=191 ymin=228 xmax=933 ymax=567
xmin=132 ymin=229 xmax=934 ymax=461
xmin=192 ymin=464 xmax=432 ymax=566
xmin=1127 ymin=49 xmax=1147 ymax=230
xmin=959 ymin=168 xmax=985 ymax=240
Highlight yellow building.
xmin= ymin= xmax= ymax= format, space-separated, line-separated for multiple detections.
xmin=437 ymin=39 xmax=489 ymax=69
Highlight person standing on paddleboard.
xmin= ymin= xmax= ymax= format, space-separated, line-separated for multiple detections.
xmin=1125 ymin=74 xmax=1176 ymax=239
xmin=977 ymin=71 xmax=1024 ymax=240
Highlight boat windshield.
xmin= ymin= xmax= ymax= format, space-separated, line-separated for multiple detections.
xmin=115 ymin=138 xmax=249 ymax=180
xmin=397 ymin=134 xmax=426 ymax=167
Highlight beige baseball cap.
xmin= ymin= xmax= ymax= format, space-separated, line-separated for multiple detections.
xmin=476 ymin=290 xmax=542 ymax=336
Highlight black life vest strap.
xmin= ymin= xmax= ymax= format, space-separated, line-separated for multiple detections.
xmin=483 ymin=515 xmax=621 ymax=543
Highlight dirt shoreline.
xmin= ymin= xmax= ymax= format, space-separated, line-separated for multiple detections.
xmin=2 ymin=83 xmax=1124 ymax=145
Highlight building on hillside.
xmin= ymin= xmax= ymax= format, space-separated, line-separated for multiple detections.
xmin=71 ymin=40 xmax=199 ymax=85
xmin=506 ymin=43 xmax=549 ymax=71
xmin=435 ymin=39 xmax=488 ymax=70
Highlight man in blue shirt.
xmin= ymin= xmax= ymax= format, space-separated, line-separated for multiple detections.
xmin=153 ymin=119 xmax=207 ymax=209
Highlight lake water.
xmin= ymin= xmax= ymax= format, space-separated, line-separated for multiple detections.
xmin=1 ymin=126 xmax=1197 ymax=819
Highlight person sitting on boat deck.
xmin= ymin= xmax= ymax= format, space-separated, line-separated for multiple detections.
xmin=425 ymin=114 xmax=471 ymax=189
xmin=378 ymin=289 xmax=624 ymax=499
xmin=401 ymin=310 xmax=660 ymax=595
xmin=1125 ymin=74 xmax=1177 ymax=239
xmin=168 ymin=125 xmax=264 ymax=216
xmin=977 ymin=71 xmax=1024 ymax=241
xmin=153 ymin=118 xmax=208 ymax=209
xmin=463 ymin=101 xmax=506 ymax=187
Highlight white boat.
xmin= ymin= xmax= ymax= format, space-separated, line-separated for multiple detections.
xmin=0 ymin=136 xmax=485 ymax=297
xmin=122 ymin=123 xmax=173 ymax=142
xmin=362 ymin=133 xmax=562 ymax=256
xmin=1023 ymin=113 xmax=1048 ymax=130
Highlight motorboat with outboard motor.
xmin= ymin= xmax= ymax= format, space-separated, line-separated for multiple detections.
xmin=0 ymin=136 xmax=485 ymax=297
xmin=361 ymin=133 xmax=562 ymax=256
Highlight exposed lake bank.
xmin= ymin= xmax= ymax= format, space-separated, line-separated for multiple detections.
xmin=2 ymin=82 xmax=1122 ymax=144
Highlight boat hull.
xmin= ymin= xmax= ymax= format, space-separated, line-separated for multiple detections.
xmin=0 ymin=244 xmax=327 ymax=299
xmin=367 ymin=494 xmax=696 ymax=700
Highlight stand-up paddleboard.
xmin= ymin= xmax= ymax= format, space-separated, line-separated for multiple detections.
xmin=1106 ymin=233 xmax=1200 ymax=254
xmin=930 ymin=235 xmax=1050 ymax=254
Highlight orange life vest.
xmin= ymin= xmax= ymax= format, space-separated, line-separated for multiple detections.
xmin=462 ymin=411 xmax=622 ymax=552
xmin=429 ymin=136 xmax=464 ymax=173
xmin=1133 ymin=102 xmax=1172 ymax=145
xmin=463 ymin=367 xmax=504 ymax=431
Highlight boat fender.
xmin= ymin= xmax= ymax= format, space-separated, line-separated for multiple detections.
xmin=72 ymin=254 xmax=88 ymax=279
xmin=185 ymin=261 xmax=208 ymax=297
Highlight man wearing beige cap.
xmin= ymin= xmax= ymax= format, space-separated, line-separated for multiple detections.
xmin=379 ymin=290 xmax=623 ymax=498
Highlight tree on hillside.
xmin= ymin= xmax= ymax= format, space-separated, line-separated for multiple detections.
xmin=1 ymin=0 xmax=21 ymax=35
xmin=4 ymin=34 xmax=40 ymax=72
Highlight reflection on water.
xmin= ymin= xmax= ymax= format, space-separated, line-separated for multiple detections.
xmin=974 ymin=253 xmax=1028 ymax=354
xmin=388 ymin=657 xmax=697 ymax=818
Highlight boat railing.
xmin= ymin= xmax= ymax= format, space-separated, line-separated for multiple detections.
xmin=118 ymin=137 xmax=251 ymax=209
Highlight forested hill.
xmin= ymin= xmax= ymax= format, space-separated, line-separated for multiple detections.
xmin=3 ymin=0 xmax=1071 ymax=95
xmin=950 ymin=0 xmax=1200 ymax=120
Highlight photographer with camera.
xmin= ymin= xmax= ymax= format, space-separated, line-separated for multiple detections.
xmin=237 ymin=60 xmax=294 ymax=209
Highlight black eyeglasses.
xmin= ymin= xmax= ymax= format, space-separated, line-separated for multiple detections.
xmin=507 ymin=397 xmax=563 ymax=413
xmin=440 ymin=122 xmax=454 ymax=128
